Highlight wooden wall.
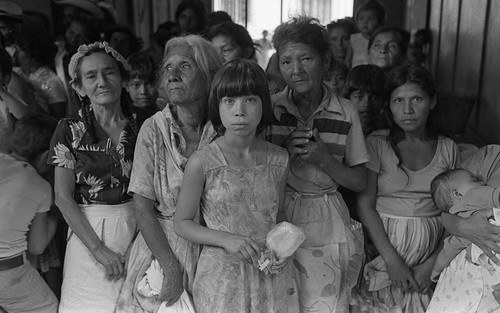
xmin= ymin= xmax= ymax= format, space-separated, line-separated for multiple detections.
xmin=414 ymin=0 xmax=500 ymax=144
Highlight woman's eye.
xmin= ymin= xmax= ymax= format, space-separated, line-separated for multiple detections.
xmin=222 ymin=97 xmax=233 ymax=104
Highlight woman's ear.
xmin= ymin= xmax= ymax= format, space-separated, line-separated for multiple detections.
xmin=71 ymin=83 xmax=86 ymax=98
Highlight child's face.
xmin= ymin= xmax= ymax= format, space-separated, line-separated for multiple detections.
xmin=356 ymin=10 xmax=380 ymax=37
xmin=126 ymin=78 xmax=158 ymax=108
xmin=219 ymin=95 xmax=262 ymax=136
xmin=451 ymin=169 xmax=484 ymax=202
xmin=329 ymin=69 xmax=346 ymax=95
xmin=350 ymin=90 xmax=371 ymax=130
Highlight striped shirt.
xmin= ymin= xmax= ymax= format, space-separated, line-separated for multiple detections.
xmin=266 ymin=84 xmax=369 ymax=193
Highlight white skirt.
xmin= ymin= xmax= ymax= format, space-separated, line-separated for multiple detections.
xmin=59 ymin=202 xmax=136 ymax=313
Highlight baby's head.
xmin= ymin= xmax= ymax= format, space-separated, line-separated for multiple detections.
xmin=431 ymin=168 xmax=484 ymax=212
xmin=355 ymin=0 xmax=385 ymax=38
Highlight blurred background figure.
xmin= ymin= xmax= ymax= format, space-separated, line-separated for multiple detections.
xmin=208 ymin=21 xmax=256 ymax=63
xmin=255 ymin=29 xmax=273 ymax=69
xmin=326 ymin=18 xmax=355 ymax=64
xmin=105 ymin=25 xmax=142 ymax=59
xmin=175 ymin=0 xmax=207 ymax=35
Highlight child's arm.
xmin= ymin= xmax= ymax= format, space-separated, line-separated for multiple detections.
xmin=357 ymin=169 xmax=419 ymax=292
xmin=0 ymin=85 xmax=29 ymax=119
xmin=276 ymin=160 xmax=290 ymax=223
xmin=174 ymin=153 xmax=261 ymax=267
xmin=27 ymin=205 xmax=59 ymax=256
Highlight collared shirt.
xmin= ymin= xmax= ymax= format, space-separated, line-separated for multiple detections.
xmin=48 ymin=109 xmax=137 ymax=205
xmin=266 ymin=84 xmax=368 ymax=193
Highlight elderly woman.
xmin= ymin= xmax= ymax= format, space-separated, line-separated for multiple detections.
xmin=266 ymin=16 xmax=368 ymax=312
xmin=351 ymin=64 xmax=459 ymax=313
xmin=116 ymin=35 xmax=222 ymax=313
xmin=208 ymin=21 xmax=256 ymax=63
xmin=48 ymin=42 xmax=140 ymax=313
xmin=368 ymin=26 xmax=408 ymax=70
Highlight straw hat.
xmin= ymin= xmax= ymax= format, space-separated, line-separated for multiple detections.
xmin=54 ymin=0 xmax=104 ymax=19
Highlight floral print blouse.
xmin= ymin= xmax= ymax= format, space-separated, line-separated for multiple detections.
xmin=48 ymin=110 xmax=137 ymax=204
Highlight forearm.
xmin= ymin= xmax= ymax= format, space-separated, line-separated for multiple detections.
xmin=318 ymin=157 xmax=366 ymax=192
xmin=174 ymin=219 xmax=232 ymax=249
xmin=55 ymin=194 xmax=103 ymax=252
xmin=134 ymin=198 xmax=178 ymax=268
xmin=441 ymin=212 xmax=465 ymax=237
xmin=0 ymin=90 xmax=29 ymax=119
xmin=357 ymin=200 xmax=400 ymax=264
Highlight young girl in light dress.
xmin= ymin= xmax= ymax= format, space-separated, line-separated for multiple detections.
xmin=174 ymin=59 xmax=292 ymax=313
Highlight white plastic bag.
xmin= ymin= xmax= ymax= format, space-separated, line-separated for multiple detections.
xmin=266 ymin=221 xmax=306 ymax=259
xmin=137 ymin=259 xmax=196 ymax=313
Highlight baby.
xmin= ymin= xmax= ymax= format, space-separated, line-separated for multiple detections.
xmin=430 ymin=168 xmax=500 ymax=279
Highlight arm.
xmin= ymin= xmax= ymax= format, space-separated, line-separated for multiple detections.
xmin=0 ymin=85 xmax=29 ymax=119
xmin=133 ymin=194 xmax=184 ymax=304
xmin=276 ymin=162 xmax=290 ymax=223
xmin=303 ymin=128 xmax=367 ymax=192
xmin=441 ymin=210 xmax=500 ymax=264
xmin=27 ymin=209 xmax=59 ymax=255
xmin=356 ymin=169 xmax=419 ymax=291
xmin=54 ymin=166 xmax=125 ymax=280
xmin=174 ymin=153 xmax=261 ymax=267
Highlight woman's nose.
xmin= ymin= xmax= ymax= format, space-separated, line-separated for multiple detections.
xmin=403 ymin=101 xmax=414 ymax=114
xmin=291 ymin=60 xmax=303 ymax=75
xmin=167 ymin=67 xmax=181 ymax=82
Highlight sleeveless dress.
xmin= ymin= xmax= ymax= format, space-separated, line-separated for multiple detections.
xmin=193 ymin=140 xmax=290 ymax=313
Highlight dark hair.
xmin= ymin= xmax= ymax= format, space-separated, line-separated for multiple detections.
xmin=208 ymin=59 xmax=273 ymax=135
xmin=344 ymin=64 xmax=385 ymax=96
xmin=105 ymin=25 xmax=142 ymax=57
xmin=10 ymin=115 xmax=58 ymax=160
xmin=384 ymin=64 xmax=439 ymax=162
xmin=175 ymin=0 xmax=207 ymax=34
xmin=368 ymin=26 xmax=408 ymax=62
xmin=14 ymin=19 xmax=56 ymax=67
xmin=208 ymin=21 xmax=256 ymax=59
xmin=206 ymin=11 xmax=232 ymax=30
xmin=326 ymin=18 xmax=355 ymax=34
xmin=273 ymin=16 xmax=329 ymax=58
xmin=0 ymin=48 xmax=13 ymax=77
xmin=71 ymin=47 xmax=138 ymax=143
xmin=355 ymin=0 xmax=386 ymax=25
xmin=127 ymin=52 xmax=157 ymax=83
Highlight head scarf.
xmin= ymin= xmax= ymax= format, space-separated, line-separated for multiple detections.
xmin=68 ymin=41 xmax=130 ymax=84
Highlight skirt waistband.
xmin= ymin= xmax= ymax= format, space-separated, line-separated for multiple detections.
xmin=79 ymin=201 xmax=134 ymax=218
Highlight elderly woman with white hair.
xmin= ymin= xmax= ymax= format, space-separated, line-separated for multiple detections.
xmin=48 ymin=41 xmax=140 ymax=313
xmin=116 ymin=34 xmax=223 ymax=313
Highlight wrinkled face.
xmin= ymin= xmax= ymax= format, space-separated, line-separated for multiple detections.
xmin=278 ymin=42 xmax=328 ymax=96
xmin=163 ymin=48 xmax=207 ymax=106
xmin=328 ymin=26 xmax=350 ymax=61
xmin=356 ymin=10 xmax=379 ymax=36
xmin=369 ymin=32 xmax=401 ymax=69
xmin=178 ymin=8 xmax=198 ymax=32
xmin=74 ymin=52 xmax=124 ymax=106
xmin=219 ymin=95 xmax=262 ymax=137
xmin=389 ymin=82 xmax=435 ymax=135
xmin=211 ymin=34 xmax=244 ymax=63
xmin=110 ymin=31 xmax=132 ymax=58
xmin=126 ymin=78 xmax=158 ymax=108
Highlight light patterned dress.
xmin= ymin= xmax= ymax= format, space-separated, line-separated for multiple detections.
xmin=350 ymin=130 xmax=459 ymax=313
xmin=116 ymin=105 xmax=216 ymax=313
xmin=193 ymin=140 xmax=290 ymax=313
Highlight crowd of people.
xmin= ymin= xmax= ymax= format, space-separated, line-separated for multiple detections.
xmin=1 ymin=0 xmax=500 ymax=313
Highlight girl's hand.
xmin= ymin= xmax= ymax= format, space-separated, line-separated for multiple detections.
xmin=460 ymin=209 xmax=500 ymax=265
xmin=271 ymin=255 xmax=290 ymax=273
xmin=411 ymin=261 xmax=434 ymax=294
xmin=283 ymin=126 xmax=311 ymax=157
xmin=223 ymin=234 xmax=261 ymax=267
xmin=92 ymin=245 xmax=125 ymax=281
xmin=386 ymin=255 xmax=419 ymax=292
xmin=301 ymin=129 xmax=333 ymax=165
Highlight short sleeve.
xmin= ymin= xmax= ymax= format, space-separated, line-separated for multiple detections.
xmin=47 ymin=119 xmax=76 ymax=169
xmin=128 ymin=118 xmax=157 ymax=200
xmin=365 ymin=133 xmax=385 ymax=173
xmin=343 ymin=101 xmax=369 ymax=167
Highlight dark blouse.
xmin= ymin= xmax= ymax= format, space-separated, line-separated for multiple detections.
xmin=48 ymin=110 xmax=137 ymax=204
